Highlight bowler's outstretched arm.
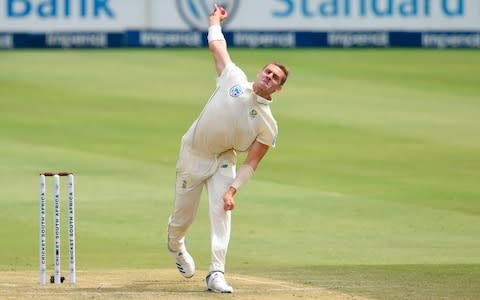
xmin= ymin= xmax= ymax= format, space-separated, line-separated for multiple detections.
xmin=208 ymin=5 xmax=231 ymax=76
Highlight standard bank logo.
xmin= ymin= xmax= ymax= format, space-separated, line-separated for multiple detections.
xmin=177 ymin=0 xmax=238 ymax=30
xmin=5 ymin=0 xmax=115 ymax=18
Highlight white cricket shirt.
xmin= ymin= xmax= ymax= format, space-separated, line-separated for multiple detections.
xmin=183 ymin=63 xmax=278 ymax=156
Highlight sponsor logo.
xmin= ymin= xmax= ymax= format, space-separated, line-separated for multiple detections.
xmin=234 ymin=32 xmax=296 ymax=48
xmin=0 ymin=34 xmax=14 ymax=48
xmin=328 ymin=32 xmax=389 ymax=47
xmin=139 ymin=32 xmax=202 ymax=47
xmin=6 ymin=0 xmax=115 ymax=19
xmin=422 ymin=33 xmax=480 ymax=48
xmin=272 ymin=0 xmax=466 ymax=18
xmin=177 ymin=0 xmax=239 ymax=30
xmin=46 ymin=32 xmax=107 ymax=48
xmin=229 ymin=85 xmax=243 ymax=97
xmin=249 ymin=109 xmax=257 ymax=119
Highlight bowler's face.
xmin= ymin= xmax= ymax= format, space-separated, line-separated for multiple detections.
xmin=255 ymin=64 xmax=285 ymax=94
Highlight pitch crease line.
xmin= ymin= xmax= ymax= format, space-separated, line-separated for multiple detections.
xmin=229 ymin=275 xmax=318 ymax=291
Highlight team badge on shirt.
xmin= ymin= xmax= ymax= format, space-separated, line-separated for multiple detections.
xmin=229 ymin=85 xmax=243 ymax=97
xmin=249 ymin=109 xmax=257 ymax=119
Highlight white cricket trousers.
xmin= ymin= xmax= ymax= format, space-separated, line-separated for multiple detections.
xmin=168 ymin=143 xmax=236 ymax=273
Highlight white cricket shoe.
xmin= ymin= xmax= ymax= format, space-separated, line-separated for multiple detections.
xmin=206 ymin=271 xmax=233 ymax=293
xmin=169 ymin=247 xmax=195 ymax=278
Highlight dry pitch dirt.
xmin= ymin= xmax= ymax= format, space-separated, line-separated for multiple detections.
xmin=0 ymin=269 xmax=369 ymax=299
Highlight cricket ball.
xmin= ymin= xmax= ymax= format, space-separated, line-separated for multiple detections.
xmin=219 ymin=6 xmax=226 ymax=15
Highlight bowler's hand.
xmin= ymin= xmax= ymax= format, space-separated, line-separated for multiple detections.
xmin=209 ymin=4 xmax=228 ymax=25
xmin=223 ymin=187 xmax=236 ymax=211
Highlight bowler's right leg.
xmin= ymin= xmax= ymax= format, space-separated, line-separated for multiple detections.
xmin=167 ymin=169 xmax=203 ymax=278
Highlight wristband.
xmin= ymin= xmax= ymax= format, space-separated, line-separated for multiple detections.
xmin=231 ymin=165 xmax=254 ymax=190
xmin=208 ymin=25 xmax=225 ymax=43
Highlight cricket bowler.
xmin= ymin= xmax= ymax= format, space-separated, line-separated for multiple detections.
xmin=167 ymin=4 xmax=289 ymax=293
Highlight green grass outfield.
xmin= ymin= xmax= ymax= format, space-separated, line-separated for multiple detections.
xmin=1 ymin=48 xmax=479 ymax=299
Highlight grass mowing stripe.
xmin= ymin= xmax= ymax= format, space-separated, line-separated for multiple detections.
xmin=265 ymin=118 xmax=480 ymax=215
xmin=230 ymin=180 xmax=480 ymax=266
xmin=236 ymin=264 xmax=480 ymax=300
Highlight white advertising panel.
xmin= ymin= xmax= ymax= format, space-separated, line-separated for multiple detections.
xmin=0 ymin=0 xmax=479 ymax=32
xmin=151 ymin=0 xmax=480 ymax=31
xmin=229 ymin=0 xmax=480 ymax=30
xmin=0 ymin=0 xmax=144 ymax=31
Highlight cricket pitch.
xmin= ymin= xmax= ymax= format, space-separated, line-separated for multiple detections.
xmin=0 ymin=269 xmax=369 ymax=299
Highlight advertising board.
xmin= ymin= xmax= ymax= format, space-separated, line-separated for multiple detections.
xmin=1 ymin=0 xmax=479 ymax=48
